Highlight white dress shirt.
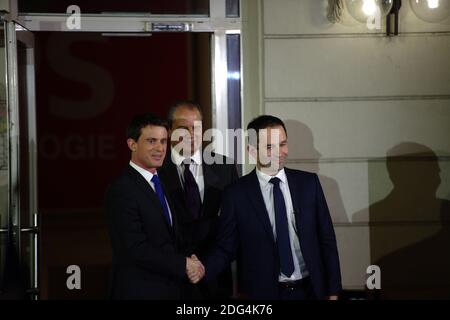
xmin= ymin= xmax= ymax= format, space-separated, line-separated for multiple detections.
xmin=256 ymin=168 xmax=309 ymax=281
xmin=171 ymin=147 xmax=205 ymax=202
xmin=129 ymin=161 xmax=173 ymax=226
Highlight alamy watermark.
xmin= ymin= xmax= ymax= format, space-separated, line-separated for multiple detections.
xmin=66 ymin=265 xmax=81 ymax=290
xmin=366 ymin=265 xmax=381 ymax=290
xmin=66 ymin=5 xmax=81 ymax=30
xmin=169 ymin=122 xmax=285 ymax=171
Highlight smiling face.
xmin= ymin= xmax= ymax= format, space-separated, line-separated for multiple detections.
xmin=127 ymin=125 xmax=168 ymax=170
xmin=252 ymin=125 xmax=288 ymax=174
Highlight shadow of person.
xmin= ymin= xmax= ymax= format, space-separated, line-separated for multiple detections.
xmin=376 ymin=204 xmax=450 ymax=299
xmin=284 ymin=120 xmax=348 ymax=223
xmin=353 ymin=142 xmax=450 ymax=299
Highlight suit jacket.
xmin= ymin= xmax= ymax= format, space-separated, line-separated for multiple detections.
xmin=105 ymin=165 xmax=186 ymax=299
xmin=158 ymin=151 xmax=239 ymax=257
xmin=205 ymin=168 xmax=342 ymax=300
xmin=158 ymin=151 xmax=238 ymax=298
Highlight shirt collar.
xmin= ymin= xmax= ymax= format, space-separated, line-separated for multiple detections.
xmin=256 ymin=167 xmax=287 ymax=187
xmin=171 ymin=147 xmax=202 ymax=166
xmin=129 ymin=160 xmax=155 ymax=184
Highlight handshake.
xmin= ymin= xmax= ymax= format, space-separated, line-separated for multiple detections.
xmin=186 ymin=254 xmax=205 ymax=284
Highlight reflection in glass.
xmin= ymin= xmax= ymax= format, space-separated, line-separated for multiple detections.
xmin=0 ymin=21 xmax=8 ymax=294
xmin=227 ymin=34 xmax=241 ymax=173
xmin=226 ymin=0 xmax=240 ymax=17
xmin=17 ymin=37 xmax=36 ymax=299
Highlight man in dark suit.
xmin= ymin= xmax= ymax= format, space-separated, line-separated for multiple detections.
xmin=105 ymin=113 xmax=204 ymax=299
xmin=201 ymin=115 xmax=342 ymax=300
xmin=158 ymin=101 xmax=238 ymax=299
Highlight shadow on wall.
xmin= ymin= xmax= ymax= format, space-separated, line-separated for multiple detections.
xmin=353 ymin=142 xmax=450 ymax=299
xmin=284 ymin=119 xmax=349 ymax=223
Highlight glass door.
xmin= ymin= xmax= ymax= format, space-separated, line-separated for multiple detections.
xmin=0 ymin=20 xmax=39 ymax=299
xmin=0 ymin=19 xmax=9 ymax=298
xmin=10 ymin=0 xmax=241 ymax=299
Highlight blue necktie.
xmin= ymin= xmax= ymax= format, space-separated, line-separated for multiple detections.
xmin=151 ymin=175 xmax=172 ymax=226
xmin=269 ymin=177 xmax=295 ymax=277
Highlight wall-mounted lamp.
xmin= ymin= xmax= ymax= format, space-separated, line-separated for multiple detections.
xmin=386 ymin=0 xmax=402 ymax=36
xmin=345 ymin=0 xmax=402 ymax=36
xmin=327 ymin=0 xmax=449 ymax=35
xmin=410 ymin=0 xmax=450 ymax=22
xmin=345 ymin=0 xmax=394 ymax=23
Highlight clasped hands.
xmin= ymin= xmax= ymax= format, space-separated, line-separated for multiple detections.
xmin=186 ymin=254 xmax=205 ymax=284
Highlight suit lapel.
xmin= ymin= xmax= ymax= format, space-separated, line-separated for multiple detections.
xmin=158 ymin=154 xmax=193 ymax=224
xmin=202 ymin=161 xmax=220 ymax=217
xmin=245 ymin=170 xmax=275 ymax=243
xmin=159 ymin=154 xmax=184 ymax=195
xmin=160 ymin=183 xmax=179 ymax=238
xmin=284 ymin=168 xmax=304 ymax=235
xmin=126 ymin=165 xmax=173 ymax=234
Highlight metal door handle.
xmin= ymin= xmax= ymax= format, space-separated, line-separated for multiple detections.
xmin=20 ymin=226 xmax=39 ymax=233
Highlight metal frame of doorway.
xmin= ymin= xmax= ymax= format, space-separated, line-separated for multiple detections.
xmin=2 ymin=0 xmax=242 ymax=299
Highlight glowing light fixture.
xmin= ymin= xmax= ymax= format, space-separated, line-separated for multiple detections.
xmin=345 ymin=0 xmax=401 ymax=35
xmin=410 ymin=0 xmax=450 ymax=22
xmin=427 ymin=0 xmax=439 ymax=9
xmin=345 ymin=0 xmax=394 ymax=23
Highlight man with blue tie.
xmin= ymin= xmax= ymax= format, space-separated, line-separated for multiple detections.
xmin=201 ymin=115 xmax=342 ymax=300
xmin=105 ymin=113 xmax=204 ymax=299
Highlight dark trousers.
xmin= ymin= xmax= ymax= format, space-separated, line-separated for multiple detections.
xmin=278 ymin=277 xmax=316 ymax=300
xmin=182 ymin=267 xmax=233 ymax=300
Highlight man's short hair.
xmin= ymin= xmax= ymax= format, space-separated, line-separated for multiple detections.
xmin=126 ymin=113 xmax=169 ymax=141
xmin=167 ymin=100 xmax=203 ymax=128
xmin=247 ymin=115 xmax=288 ymax=146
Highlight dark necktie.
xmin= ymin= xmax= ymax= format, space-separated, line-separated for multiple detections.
xmin=269 ymin=177 xmax=295 ymax=277
xmin=151 ymin=174 xmax=172 ymax=226
xmin=183 ymin=160 xmax=202 ymax=220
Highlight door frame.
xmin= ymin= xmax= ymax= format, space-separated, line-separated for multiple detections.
xmin=16 ymin=0 xmax=243 ymax=158
xmin=5 ymin=0 xmax=242 ymax=299
xmin=4 ymin=19 xmax=39 ymax=299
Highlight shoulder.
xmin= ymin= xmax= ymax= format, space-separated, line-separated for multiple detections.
xmin=284 ymin=167 xmax=317 ymax=180
xmin=284 ymin=167 xmax=320 ymax=189
xmin=105 ymin=166 xmax=135 ymax=197
xmin=203 ymin=152 xmax=238 ymax=178
xmin=204 ymin=152 xmax=235 ymax=167
xmin=222 ymin=169 xmax=255 ymax=194
xmin=104 ymin=167 xmax=141 ymax=215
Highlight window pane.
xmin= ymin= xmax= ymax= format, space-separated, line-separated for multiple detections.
xmin=227 ymin=34 xmax=241 ymax=173
xmin=34 ymin=31 xmax=211 ymax=298
xmin=226 ymin=0 xmax=239 ymax=17
xmin=0 ymin=23 xmax=8 ymax=295
xmin=19 ymin=0 xmax=209 ymax=15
